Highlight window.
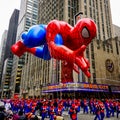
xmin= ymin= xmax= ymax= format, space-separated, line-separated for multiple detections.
xmin=84 ymin=0 xmax=86 ymax=4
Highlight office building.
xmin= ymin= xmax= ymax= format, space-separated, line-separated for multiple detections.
xmin=0 ymin=30 xmax=8 ymax=92
xmin=4 ymin=9 xmax=19 ymax=61
xmin=11 ymin=0 xmax=39 ymax=98
xmin=0 ymin=9 xmax=19 ymax=98
xmin=1 ymin=58 xmax=13 ymax=98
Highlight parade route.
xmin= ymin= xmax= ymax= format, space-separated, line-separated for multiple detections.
xmin=42 ymin=110 xmax=119 ymax=120
xmin=63 ymin=112 xmax=119 ymax=120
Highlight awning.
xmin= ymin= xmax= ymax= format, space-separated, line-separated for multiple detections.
xmin=42 ymin=82 xmax=110 ymax=93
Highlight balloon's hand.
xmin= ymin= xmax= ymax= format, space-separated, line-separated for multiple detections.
xmin=73 ymin=45 xmax=91 ymax=77
xmin=74 ymin=45 xmax=86 ymax=56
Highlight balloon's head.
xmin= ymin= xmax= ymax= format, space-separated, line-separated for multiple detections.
xmin=74 ymin=18 xmax=97 ymax=46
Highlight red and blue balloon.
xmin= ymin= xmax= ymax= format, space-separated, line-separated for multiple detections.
xmin=11 ymin=18 xmax=97 ymax=83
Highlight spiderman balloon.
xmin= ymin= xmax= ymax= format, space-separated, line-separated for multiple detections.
xmin=11 ymin=18 xmax=97 ymax=83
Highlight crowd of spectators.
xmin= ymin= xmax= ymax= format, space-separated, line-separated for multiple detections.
xmin=0 ymin=98 xmax=120 ymax=120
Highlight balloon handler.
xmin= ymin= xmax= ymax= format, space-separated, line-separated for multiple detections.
xmin=11 ymin=18 xmax=97 ymax=83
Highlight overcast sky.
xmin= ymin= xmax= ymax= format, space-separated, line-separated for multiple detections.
xmin=0 ymin=0 xmax=120 ymax=41
xmin=110 ymin=0 xmax=120 ymax=26
xmin=0 ymin=0 xmax=21 ymax=41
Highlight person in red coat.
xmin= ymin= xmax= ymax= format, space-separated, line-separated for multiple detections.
xmin=56 ymin=104 xmax=64 ymax=116
xmin=69 ymin=103 xmax=79 ymax=120
xmin=41 ymin=103 xmax=48 ymax=120
xmin=100 ymin=101 xmax=105 ymax=120
xmin=94 ymin=101 xmax=101 ymax=120
xmin=49 ymin=104 xmax=56 ymax=120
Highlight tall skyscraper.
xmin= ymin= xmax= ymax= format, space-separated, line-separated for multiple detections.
xmin=0 ymin=9 xmax=19 ymax=98
xmin=11 ymin=0 xmax=39 ymax=98
xmin=4 ymin=9 xmax=19 ymax=61
xmin=1 ymin=58 xmax=13 ymax=98
xmin=0 ymin=30 xmax=8 ymax=88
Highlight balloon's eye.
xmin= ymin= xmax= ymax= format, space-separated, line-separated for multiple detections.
xmin=81 ymin=27 xmax=90 ymax=38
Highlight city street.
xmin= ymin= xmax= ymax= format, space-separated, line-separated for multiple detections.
xmin=63 ymin=111 xmax=119 ymax=120
xmin=42 ymin=110 xmax=119 ymax=120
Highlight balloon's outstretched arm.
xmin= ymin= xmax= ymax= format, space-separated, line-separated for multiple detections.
xmin=48 ymin=41 xmax=90 ymax=77
xmin=74 ymin=45 xmax=91 ymax=77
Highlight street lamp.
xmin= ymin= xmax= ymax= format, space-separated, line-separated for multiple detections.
xmin=74 ymin=12 xmax=83 ymax=25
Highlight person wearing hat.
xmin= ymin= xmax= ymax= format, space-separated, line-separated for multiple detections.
xmin=109 ymin=100 xmax=115 ymax=117
xmin=93 ymin=102 xmax=101 ymax=120
xmin=104 ymin=99 xmax=111 ymax=118
xmin=48 ymin=103 xmax=57 ymax=120
xmin=83 ymin=99 xmax=88 ymax=114
xmin=99 ymin=101 xmax=105 ymax=120
xmin=41 ymin=103 xmax=49 ymax=120
xmin=69 ymin=103 xmax=79 ymax=120
xmin=56 ymin=104 xmax=64 ymax=116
